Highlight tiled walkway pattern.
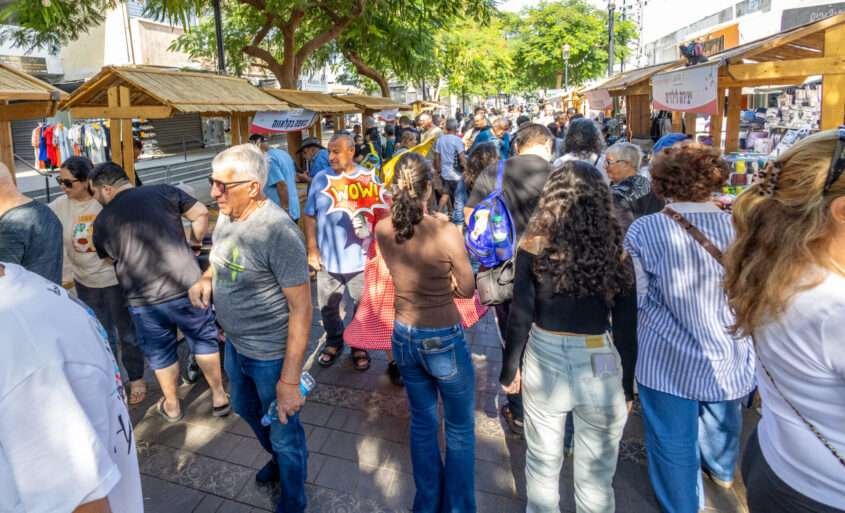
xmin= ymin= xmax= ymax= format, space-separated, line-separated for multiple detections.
xmin=129 ymin=292 xmax=758 ymax=512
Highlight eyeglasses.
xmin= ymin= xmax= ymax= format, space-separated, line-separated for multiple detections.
xmin=604 ymin=159 xmax=628 ymax=167
xmin=208 ymin=177 xmax=251 ymax=194
xmin=55 ymin=176 xmax=81 ymax=188
xmin=823 ymin=126 xmax=845 ymax=196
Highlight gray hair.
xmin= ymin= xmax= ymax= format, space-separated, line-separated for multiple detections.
xmin=494 ymin=117 xmax=509 ymax=130
xmin=363 ymin=116 xmax=375 ymax=127
xmin=212 ymin=143 xmax=268 ymax=189
xmin=606 ymin=142 xmax=643 ymax=169
xmin=445 ymin=117 xmax=458 ymax=132
xmin=330 ymin=132 xmax=354 ymax=148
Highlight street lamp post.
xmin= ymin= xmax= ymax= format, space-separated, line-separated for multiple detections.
xmin=212 ymin=0 xmax=226 ymax=75
xmin=562 ymin=44 xmax=571 ymax=90
xmin=608 ymin=1 xmax=616 ymax=77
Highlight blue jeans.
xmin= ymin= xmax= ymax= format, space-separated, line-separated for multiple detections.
xmin=224 ymin=339 xmax=307 ymax=513
xmin=638 ymin=383 xmax=742 ymax=513
xmin=392 ymin=321 xmax=476 ymax=513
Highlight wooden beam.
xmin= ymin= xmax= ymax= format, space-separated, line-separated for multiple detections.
xmin=119 ymin=86 xmax=135 ymax=185
xmin=725 ymin=12 xmax=845 ymax=64
xmin=671 ymin=111 xmax=683 ymax=133
xmin=69 ymin=106 xmax=173 ymax=119
xmin=610 ymin=83 xmax=652 ymax=97
xmin=719 ymin=76 xmax=809 ymax=88
xmin=710 ymin=87 xmax=726 ymax=148
xmin=724 ymin=87 xmax=743 ymax=153
xmin=230 ymin=116 xmax=240 ymax=145
xmin=108 ymin=87 xmax=123 ymax=171
xmin=0 ymin=91 xmax=54 ymax=101
xmin=287 ymin=130 xmax=304 ymax=170
xmin=315 ymin=117 xmax=323 ymax=143
xmin=724 ymin=55 xmax=845 ymax=82
xmin=822 ymin=24 xmax=845 ymax=130
xmin=239 ymin=115 xmax=250 ymax=145
xmin=0 ymin=112 xmax=15 ymax=183
xmin=0 ymin=101 xmax=57 ymax=121
xmin=684 ymin=112 xmax=697 ymax=136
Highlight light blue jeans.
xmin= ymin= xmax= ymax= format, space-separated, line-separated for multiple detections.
xmin=522 ymin=328 xmax=628 ymax=513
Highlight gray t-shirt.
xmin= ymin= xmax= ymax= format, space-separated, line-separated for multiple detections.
xmin=210 ymin=202 xmax=309 ymax=360
xmin=0 ymin=200 xmax=63 ymax=285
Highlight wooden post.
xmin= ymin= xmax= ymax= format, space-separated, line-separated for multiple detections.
xmin=108 ymin=87 xmax=123 ymax=171
xmin=709 ymin=87 xmax=726 ymax=149
xmin=119 ymin=86 xmax=135 ymax=185
xmin=287 ymin=130 xmax=303 ymax=169
xmin=671 ymin=111 xmax=683 ymax=133
xmin=315 ymin=116 xmax=323 ymax=143
xmin=0 ymin=101 xmax=14 ymax=183
xmin=239 ymin=115 xmax=250 ymax=145
xmin=684 ymin=112 xmax=697 ymax=137
xmin=822 ymin=24 xmax=845 ymax=130
xmin=230 ymin=116 xmax=240 ymax=145
xmin=724 ymin=87 xmax=743 ymax=153
xmin=629 ymin=94 xmax=652 ymax=137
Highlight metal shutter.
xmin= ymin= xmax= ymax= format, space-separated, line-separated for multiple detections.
xmin=148 ymin=113 xmax=204 ymax=153
xmin=11 ymin=118 xmax=43 ymax=168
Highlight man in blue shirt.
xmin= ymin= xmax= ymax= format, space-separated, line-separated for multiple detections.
xmin=303 ymin=133 xmax=373 ymax=371
xmin=248 ymin=134 xmax=300 ymax=222
xmin=471 ymin=117 xmax=510 ymax=160
xmin=296 ymin=136 xmax=330 ymax=193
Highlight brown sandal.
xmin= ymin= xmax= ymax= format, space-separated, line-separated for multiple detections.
xmin=129 ymin=383 xmax=147 ymax=405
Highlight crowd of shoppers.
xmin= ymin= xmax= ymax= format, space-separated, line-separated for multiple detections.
xmin=3 ymin=105 xmax=842 ymax=513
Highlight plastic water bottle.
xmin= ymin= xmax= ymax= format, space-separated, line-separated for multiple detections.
xmin=260 ymin=371 xmax=316 ymax=426
xmin=491 ymin=215 xmax=511 ymax=261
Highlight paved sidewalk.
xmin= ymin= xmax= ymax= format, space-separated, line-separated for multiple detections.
xmin=128 ymin=292 xmax=758 ymax=513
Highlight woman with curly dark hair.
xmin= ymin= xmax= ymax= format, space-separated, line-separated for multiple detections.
xmin=500 ymin=160 xmax=636 ymax=513
xmin=552 ymin=117 xmax=608 ymax=182
xmin=623 ymin=142 xmax=755 ymax=513
xmin=375 ymin=152 xmax=478 ymax=512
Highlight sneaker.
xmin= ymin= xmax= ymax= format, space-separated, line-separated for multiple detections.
xmin=256 ymin=460 xmax=280 ymax=485
xmin=702 ymin=467 xmax=733 ymax=488
xmin=184 ymin=354 xmax=200 ymax=384
xmin=387 ymin=360 xmax=404 ymax=387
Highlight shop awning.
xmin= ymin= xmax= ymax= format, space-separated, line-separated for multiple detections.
xmin=61 ymin=66 xmax=289 ymax=118
xmin=0 ymin=62 xmax=68 ymax=120
xmin=333 ymin=94 xmax=412 ymax=112
xmin=262 ymin=88 xmax=358 ymax=114
xmin=409 ymin=99 xmax=453 ymax=110
xmin=582 ymin=61 xmax=684 ymax=96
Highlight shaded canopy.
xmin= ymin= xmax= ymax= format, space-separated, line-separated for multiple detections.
xmin=262 ymin=88 xmax=358 ymax=114
xmin=333 ymin=94 xmax=411 ymax=111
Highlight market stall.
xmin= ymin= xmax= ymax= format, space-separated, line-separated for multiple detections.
xmin=333 ymin=94 xmax=412 ymax=125
xmin=651 ymin=12 xmax=845 ymax=151
xmin=409 ymin=99 xmax=452 ymax=116
xmin=59 ymin=66 xmax=289 ymax=184
xmin=0 ymin=62 xmax=68 ymax=183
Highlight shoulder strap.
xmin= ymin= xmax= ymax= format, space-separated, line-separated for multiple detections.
xmin=660 ymin=206 xmax=724 ymax=265
xmin=752 ymin=335 xmax=845 ymax=468
xmin=593 ymin=154 xmax=601 ymax=166
xmin=495 ymin=160 xmax=505 ymax=191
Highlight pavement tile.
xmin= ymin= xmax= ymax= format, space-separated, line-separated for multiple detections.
xmin=484 ymin=346 xmax=503 ymax=362
xmin=319 ymin=430 xmax=361 ymax=460
xmin=306 ymin=452 xmax=328 ymax=484
xmin=503 ymin=497 xmax=528 ymax=512
xmin=476 ymin=490 xmax=505 ymax=512
xmin=474 ymin=459 xmax=516 ymax=497
xmin=235 ymin=480 xmax=280 ymax=511
xmin=384 ymin=471 xmax=415 ymax=511
xmin=199 ymin=460 xmax=253 ymax=499
xmin=299 ymin=402 xmax=334 ymax=426
xmin=475 ymin=434 xmax=507 ymax=464
xmin=215 ymin=499 xmax=254 ymax=513
xmin=503 ymin=438 xmax=527 ymax=469
xmin=353 ymin=464 xmax=396 ymax=502
xmin=477 ymin=391 xmax=502 ymax=414
xmin=226 ymin=436 xmax=265 ymax=468
xmin=356 ymin=435 xmax=393 ymax=467
xmin=306 ymin=484 xmax=408 ymax=513
xmin=306 ymin=425 xmax=332 ymax=452
xmin=140 ymin=474 xmax=206 ymax=513
xmin=192 ymin=494 xmax=224 ymax=513
xmin=228 ymin=417 xmax=258 ymax=438
xmin=325 ymin=406 xmax=352 ymax=430
xmin=313 ymin=456 xmax=359 ymax=493
xmin=382 ymin=441 xmax=414 ymax=474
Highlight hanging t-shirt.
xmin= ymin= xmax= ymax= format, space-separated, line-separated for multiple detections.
xmin=0 ymin=263 xmax=143 ymax=513
xmin=49 ymin=195 xmax=119 ymax=289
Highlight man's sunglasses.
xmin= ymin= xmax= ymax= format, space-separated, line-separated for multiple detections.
xmin=823 ymin=126 xmax=845 ymax=196
xmin=55 ymin=176 xmax=81 ymax=188
xmin=207 ymin=177 xmax=251 ymax=193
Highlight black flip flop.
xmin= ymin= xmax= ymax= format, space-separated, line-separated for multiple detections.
xmin=318 ymin=346 xmax=342 ymax=367
xmin=500 ymin=402 xmax=524 ymax=436
xmin=351 ymin=349 xmax=371 ymax=371
xmin=154 ymin=397 xmax=183 ymax=423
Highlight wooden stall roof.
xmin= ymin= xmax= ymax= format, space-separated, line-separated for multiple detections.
xmin=334 ymin=94 xmax=412 ymax=111
xmin=0 ymin=62 xmax=68 ymax=101
xmin=583 ymin=61 xmax=684 ymax=94
xmin=262 ymin=88 xmax=358 ymax=114
xmin=61 ymin=66 xmax=289 ymax=117
xmin=410 ymin=99 xmax=453 ymax=109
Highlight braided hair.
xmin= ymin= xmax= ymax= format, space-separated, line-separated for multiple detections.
xmin=389 ymin=152 xmax=431 ymax=243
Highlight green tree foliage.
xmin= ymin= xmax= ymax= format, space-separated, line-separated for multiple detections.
xmin=437 ymin=16 xmax=514 ymax=101
xmin=0 ymin=0 xmax=116 ymax=52
xmin=507 ymin=0 xmax=638 ymax=91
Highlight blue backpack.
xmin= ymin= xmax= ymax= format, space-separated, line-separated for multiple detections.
xmin=465 ymin=160 xmax=517 ymax=268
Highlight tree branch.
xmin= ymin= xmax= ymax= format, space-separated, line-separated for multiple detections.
xmin=341 ymin=45 xmax=392 ymax=98
xmin=294 ymin=0 xmax=365 ymax=74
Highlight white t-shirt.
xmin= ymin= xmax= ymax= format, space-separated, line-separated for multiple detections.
xmin=756 ymin=269 xmax=845 ymax=509
xmin=552 ymin=152 xmax=609 ymax=184
xmin=0 ymin=263 xmax=143 ymax=513
xmin=435 ymin=134 xmax=465 ymax=182
xmin=49 ymin=195 xmax=119 ymax=289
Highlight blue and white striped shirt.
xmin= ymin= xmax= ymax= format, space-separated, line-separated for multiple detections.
xmin=623 ymin=202 xmax=755 ymax=402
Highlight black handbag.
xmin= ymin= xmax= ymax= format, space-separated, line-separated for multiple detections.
xmin=476 ymin=258 xmax=515 ymax=306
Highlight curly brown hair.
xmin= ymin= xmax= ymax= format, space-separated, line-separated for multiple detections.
xmin=649 ymin=141 xmax=729 ymax=202
xmin=526 ymin=161 xmax=633 ymax=305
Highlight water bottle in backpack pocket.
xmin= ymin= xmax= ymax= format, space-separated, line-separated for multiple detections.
xmin=464 ymin=160 xmax=516 ymax=268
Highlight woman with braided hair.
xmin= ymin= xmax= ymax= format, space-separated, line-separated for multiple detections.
xmin=374 ymin=152 xmax=478 ymax=513
xmin=724 ymin=129 xmax=845 ymax=513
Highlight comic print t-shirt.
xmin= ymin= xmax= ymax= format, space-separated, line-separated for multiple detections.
xmin=49 ymin=195 xmax=119 ymax=288
xmin=0 ymin=263 xmax=143 ymax=513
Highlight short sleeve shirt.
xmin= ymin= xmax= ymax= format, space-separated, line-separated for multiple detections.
xmin=0 ymin=263 xmax=143 ymax=513
xmin=435 ymin=134 xmax=465 ymax=181
xmin=211 ymin=203 xmax=309 ymax=360
xmin=303 ymin=165 xmax=373 ymax=274
xmin=92 ymin=184 xmax=201 ymax=307
xmin=0 ymin=200 xmax=63 ymax=285
xmin=48 ymin=195 xmax=118 ymax=288
xmin=266 ymin=148 xmax=300 ymax=221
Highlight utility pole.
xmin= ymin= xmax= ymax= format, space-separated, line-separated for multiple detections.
xmin=213 ymin=0 xmax=226 ymax=75
xmin=608 ymin=1 xmax=616 ymax=77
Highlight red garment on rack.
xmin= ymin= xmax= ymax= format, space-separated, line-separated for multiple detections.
xmin=44 ymin=125 xmax=58 ymax=167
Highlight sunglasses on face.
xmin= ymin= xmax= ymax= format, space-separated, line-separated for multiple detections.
xmin=207 ymin=177 xmax=251 ymax=194
xmin=56 ymin=177 xmax=81 ymax=188
xmin=823 ymin=126 xmax=845 ymax=196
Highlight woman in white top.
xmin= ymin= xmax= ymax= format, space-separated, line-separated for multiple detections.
xmin=552 ymin=118 xmax=608 ymax=183
xmin=49 ymin=156 xmax=148 ymax=404
xmin=724 ymin=129 xmax=845 ymax=513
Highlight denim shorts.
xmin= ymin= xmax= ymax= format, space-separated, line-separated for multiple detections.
xmin=129 ymin=295 xmax=219 ymax=370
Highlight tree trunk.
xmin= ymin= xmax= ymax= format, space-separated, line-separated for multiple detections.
xmin=556 ymin=71 xmax=563 ymax=90
xmin=343 ymin=47 xmax=391 ymax=97
xmin=432 ymin=80 xmax=442 ymax=102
